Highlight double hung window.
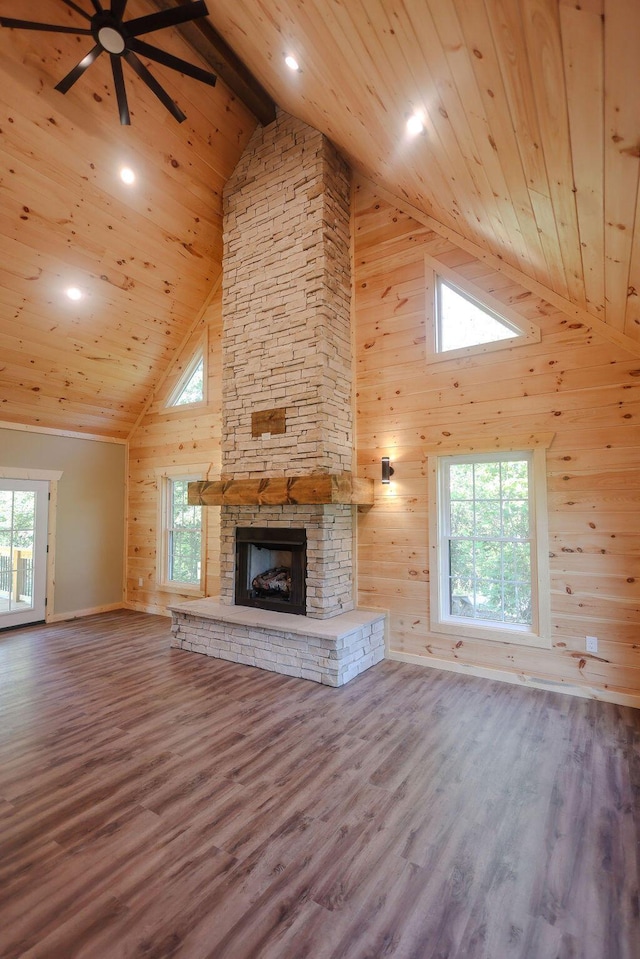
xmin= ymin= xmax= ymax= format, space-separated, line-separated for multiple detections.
xmin=430 ymin=449 xmax=550 ymax=647
xmin=158 ymin=473 xmax=204 ymax=592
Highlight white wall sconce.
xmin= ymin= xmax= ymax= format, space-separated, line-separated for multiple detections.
xmin=381 ymin=457 xmax=395 ymax=484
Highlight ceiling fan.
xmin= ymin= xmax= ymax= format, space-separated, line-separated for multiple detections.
xmin=0 ymin=1 xmax=217 ymax=124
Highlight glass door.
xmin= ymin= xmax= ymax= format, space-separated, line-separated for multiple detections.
xmin=0 ymin=480 xmax=49 ymax=629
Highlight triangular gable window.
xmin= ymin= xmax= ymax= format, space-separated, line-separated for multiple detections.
xmin=167 ymin=350 xmax=204 ymax=407
xmin=436 ymin=276 xmax=523 ymax=353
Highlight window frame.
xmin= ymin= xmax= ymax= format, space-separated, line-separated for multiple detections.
xmin=428 ymin=447 xmax=551 ymax=649
xmin=424 ymin=254 xmax=541 ymax=364
xmin=156 ymin=466 xmax=208 ymax=595
xmin=165 ymin=343 xmax=207 ymax=410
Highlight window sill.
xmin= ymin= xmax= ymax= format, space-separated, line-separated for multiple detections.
xmin=162 ymin=401 xmax=208 ymax=415
xmin=156 ymin=583 xmax=205 ymax=598
xmin=430 ymin=618 xmax=551 ymax=650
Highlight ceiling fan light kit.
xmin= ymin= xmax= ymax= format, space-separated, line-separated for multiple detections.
xmin=0 ymin=0 xmax=217 ymax=124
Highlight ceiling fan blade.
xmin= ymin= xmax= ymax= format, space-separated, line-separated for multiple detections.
xmin=123 ymin=50 xmax=186 ymax=122
xmin=0 ymin=17 xmax=92 ymax=35
xmin=111 ymin=54 xmax=130 ymax=125
xmin=55 ymin=45 xmax=103 ymax=94
xmin=110 ymin=0 xmax=128 ymax=20
xmin=125 ymin=1 xmax=209 ymax=38
xmin=129 ymin=38 xmax=216 ymax=87
xmin=88 ymin=0 xmax=104 ymax=12
xmin=60 ymin=0 xmax=93 ymax=21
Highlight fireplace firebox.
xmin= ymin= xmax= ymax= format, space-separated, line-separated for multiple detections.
xmin=235 ymin=527 xmax=307 ymax=616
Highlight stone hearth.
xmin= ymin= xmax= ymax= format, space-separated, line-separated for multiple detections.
xmin=170 ymin=599 xmax=385 ymax=687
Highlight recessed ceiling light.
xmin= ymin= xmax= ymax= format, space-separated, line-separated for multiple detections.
xmin=66 ymin=287 xmax=83 ymax=301
xmin=120 ymin=166 xmax=136 ymax=185
xmin=285 ymin=55 xmax=300 ymax=71
xmin=406 ymin=113 xmax=424 ymax=136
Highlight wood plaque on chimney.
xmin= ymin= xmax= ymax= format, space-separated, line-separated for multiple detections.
xmin=252 ymin=407 xmax=286 ymax=437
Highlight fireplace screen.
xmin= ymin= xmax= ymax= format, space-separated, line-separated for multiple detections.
xmin=235 ymin=527 xmax=306 ymax=615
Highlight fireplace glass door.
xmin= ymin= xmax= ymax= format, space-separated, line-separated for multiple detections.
xmin=235 ymin=527 xmax=306 ymax=615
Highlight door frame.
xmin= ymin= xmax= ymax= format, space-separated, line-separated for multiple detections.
xmin=0 ymin=467 xmax=63 ymax=623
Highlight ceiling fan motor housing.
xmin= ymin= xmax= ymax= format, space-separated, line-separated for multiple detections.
xmin=92 ymin=12 xmax=127 ymax=55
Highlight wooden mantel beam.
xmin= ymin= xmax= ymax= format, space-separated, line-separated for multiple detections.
xmin=188 ymin=474 xmax=375 ymax=507
xmin=150 ymin=0 xmax=277 ymax=126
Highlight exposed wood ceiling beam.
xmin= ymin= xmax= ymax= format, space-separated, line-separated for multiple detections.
xmin=149 ymin=0 xmax=276 ymax=126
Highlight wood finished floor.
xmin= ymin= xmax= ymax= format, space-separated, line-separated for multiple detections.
xmin=0 ymin=610 xmax=638 ymax=959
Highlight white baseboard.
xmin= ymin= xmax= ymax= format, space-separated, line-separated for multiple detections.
xmin=46 ymin=602 xmax=125 ymax=623
xmin=387 ymin=649 xmax=640 ymax=709
xmin=124 ymin=600 xmax=171 ymax=617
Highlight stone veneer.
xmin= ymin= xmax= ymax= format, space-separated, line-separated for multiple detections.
xmin=222 ymin=109 xmax=352 ymax=479
xmin=219 ymin=110 xmax=355 ymax=620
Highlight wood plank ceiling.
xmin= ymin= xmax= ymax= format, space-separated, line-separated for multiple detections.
xmin=1 ymin=0 xmax=639 ymax=437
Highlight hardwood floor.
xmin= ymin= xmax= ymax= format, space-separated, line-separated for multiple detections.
xmin=0 ymin=610 xmax=638 ymax=959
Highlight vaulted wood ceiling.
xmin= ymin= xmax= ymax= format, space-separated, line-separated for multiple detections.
xmin=1 ymin=0 xmax=639 ymax=438
xmin=0 ymin=0 xmax=258 ymax=439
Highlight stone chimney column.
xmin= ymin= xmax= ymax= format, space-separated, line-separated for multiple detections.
xmin=218 ymin=110 xmax=355 ymax=619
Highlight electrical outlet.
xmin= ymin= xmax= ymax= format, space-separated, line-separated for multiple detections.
xmin=138 ymin=577 xmax=143 ymax=587
xmin=585 ymin=635 xmax=598 ymax=654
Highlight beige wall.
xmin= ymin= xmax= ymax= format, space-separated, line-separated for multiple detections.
xmin=0 ymin=426 xmax=125 ymax=616
xmin=354 ymin=180 xmax=640 ymax=706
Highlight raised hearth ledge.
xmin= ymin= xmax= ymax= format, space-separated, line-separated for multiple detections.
xmin=169 ymin=598 xmax=387 ymax=687
xmin=187 ymin=473 xmax=374 ymax=506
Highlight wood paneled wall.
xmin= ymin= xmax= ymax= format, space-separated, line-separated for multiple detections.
xmin=123 ymin=174 xmax=640 ymax=704
xmin=126 ymin=290 xmax=223 ymax=614
xmin=354 ymin=179 xmax=640 ymax=706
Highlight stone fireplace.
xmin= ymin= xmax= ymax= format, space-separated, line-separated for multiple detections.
xmin=221 ymin=504 xmax=354 ymax=618
xmin=170 ymin=110 xmax=385 ymax=685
